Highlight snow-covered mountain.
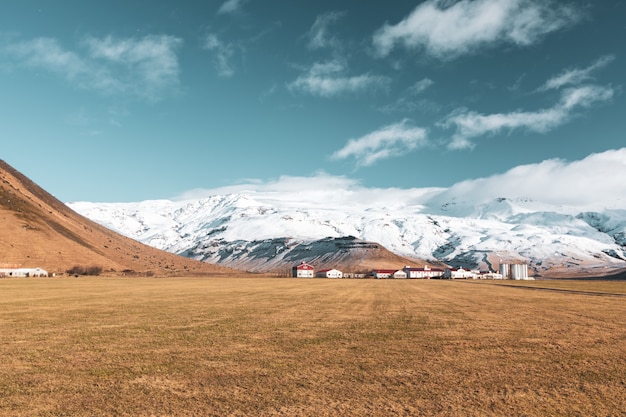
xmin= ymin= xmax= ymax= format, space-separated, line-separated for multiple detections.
xmin=68 ymin=192 xmax=626 ymax=277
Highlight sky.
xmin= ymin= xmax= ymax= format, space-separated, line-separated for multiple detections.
xmin=0 ymin=0 xmax=624 ymax=204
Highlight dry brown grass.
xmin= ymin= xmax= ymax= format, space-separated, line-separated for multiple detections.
xmin=0 ymin=277 xmax=625 ymax=416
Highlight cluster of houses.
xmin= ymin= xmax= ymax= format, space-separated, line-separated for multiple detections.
xmin=0 ymin=265 xmax=49 ymax=278
xmin=292 ymin=262 xmax=532 ymax=280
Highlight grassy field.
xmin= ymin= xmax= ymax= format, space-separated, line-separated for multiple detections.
xmin=0 ymin=277 xmax=625 ymax=416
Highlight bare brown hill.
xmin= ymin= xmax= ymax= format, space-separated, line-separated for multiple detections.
xmin=205 ymin=236 xmax=445 ymax=275
xmin=0 ymin=160 xmax=236 ymax=276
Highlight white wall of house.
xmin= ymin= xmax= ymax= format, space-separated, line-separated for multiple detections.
xmin=392 ymin=270 xmax=407 ymax=279
xmin=0 ymin=268 xmax=48 ymax=277
xmin=316 ymin=269 xmax=343 ymax=278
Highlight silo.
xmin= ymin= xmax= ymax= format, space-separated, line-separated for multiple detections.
xmin=510 ymin=263 xmax=528 ymax=280
xmin=499 ymin=263 xmax=510 ymax=279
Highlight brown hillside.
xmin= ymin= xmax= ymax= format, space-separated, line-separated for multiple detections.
xmin=303 ymin=240 xmax=445 ymax=275
xmin=0 ymin=160 xmax=236 ymax=276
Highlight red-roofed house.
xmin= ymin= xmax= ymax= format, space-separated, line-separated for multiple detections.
xmin=403 ymin=265 xmax=444 ymax=279
xmin=372 ymin=269 xmax=407 ymax=279
xmin=292 ymin=261 xmax=315 ymax=278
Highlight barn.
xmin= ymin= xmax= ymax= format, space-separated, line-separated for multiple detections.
xmin=403 ymin=265 xmax=444 ymax=279
xmin=372 ymin=269 xmax=407 ymax=279
xmin=0 ymin=267 xmax=48 ymax=277
xmin=292 ymin=261 xmax=315 ymax=278
xmin=316 ymin=269 xmax=343 ymax=278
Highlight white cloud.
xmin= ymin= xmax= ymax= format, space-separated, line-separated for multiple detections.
xmin=176 ymin=173 xmax=441 ymax=209
xmin=379 ymin=78 xmax=439 ymax=114
xmin=307 ymin=11 xmax=346 ymax=50
xmin=408 ymin=78 xmax=434 ymax=95
xmin=84 ymin=35 xmax=182 ymax=97
xmin=538 ymin=55 xmax=615 ymax=91
xmin=434 ymin=148 xmax=626 ymax=208
xmin=217 ymin=0 xmax=246 ymax=15
xmin=372 ymin=0 xmax=579 ymax=59
xmin=3 ymin=35 xmax=182 ymax=100
xmin=332 ymin=119 xmax=428 ymax=166
xmin=202 ymin=33 xmax=237 ymax=77
xmin=442 ymin=84 xmax=614 ymax=149
xmin=176 ymin=148 xmax=626 ymax=211
xmin=288 ymin=60 xmax=390 ymax=97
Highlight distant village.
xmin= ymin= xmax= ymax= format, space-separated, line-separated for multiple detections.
xmin=0 ymin=261 xmax=532 ymax=280
xmin=292 ymin=261 xmax=533 ymax=280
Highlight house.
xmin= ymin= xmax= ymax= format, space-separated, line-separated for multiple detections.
xmin=316 ymin=269 xmax=343 ymax=278
xmin=443 ymin=267 xmax=477 ymax=279
xmin=372 ymin=269 xmax=407 ymax=279
xmin=292 ymin=261 xmax=314 ymax=278
xmin=0 ymin=267 xmax=48 ymax=277
xmin=343 ymin=273 xmax=366 ymax=278
xmin=478 ymin=271 xmax=503 ymax=280
xmin=403 ymin=265 xmax=444 ymax=279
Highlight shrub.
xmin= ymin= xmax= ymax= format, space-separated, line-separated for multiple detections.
xmin=66 ymin=265 xmax=102 ymax=276
xmin=66 ymin=265 xmax=85 ymax=276
xmin=85 ymin=266 xmax=102 ymax=276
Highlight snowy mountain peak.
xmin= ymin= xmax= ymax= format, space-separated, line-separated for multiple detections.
xmin=69 ymin=194 xmax=626 ymax=277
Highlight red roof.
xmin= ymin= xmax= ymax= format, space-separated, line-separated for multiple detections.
xmin=295 ymin=262 xmax=314 ymax=270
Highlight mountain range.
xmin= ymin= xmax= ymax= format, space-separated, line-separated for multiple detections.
xmin=69 ymin=191 xmax=626 ymax=278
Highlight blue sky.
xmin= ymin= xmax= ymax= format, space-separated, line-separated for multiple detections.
xmin=1 ymin=0 xmax=624 ymax=203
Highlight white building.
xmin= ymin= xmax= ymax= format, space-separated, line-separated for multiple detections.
xmin=443 ymin=267 xmax=478 ymax=279
xmin=316 ymin=269 xmax=343 ymax=278
xmin=372 ymin=269 xmax=407 ymax=279
xmin=478 ymin=271 xmax=503 ymax=280
xmin=0 ymin=267 xmax=48 ymax=277
xmin=292 ymin=261 xmax=314 ymax=278
xmin=403 ymin=265 xmax=445 ymax=279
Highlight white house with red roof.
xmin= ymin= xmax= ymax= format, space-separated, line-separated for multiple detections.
xmin=292 ymin=261 xmax=315 ymax=278
xmin=403 ymin=265 xmax=444 ymax=279
xmin=316 ymin=269 xmax=343 ymax=278
xmin=443 ymin=267 xmax=478 ymax=279
xmin=372 ymin=269 xmax=407 ymax=279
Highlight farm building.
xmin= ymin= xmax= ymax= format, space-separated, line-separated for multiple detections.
xmin=0 ymin=267 xmax=48 ymax=277
xmin=499 ymin=263 xmax=530 ymax=280
xmin=478 ymin=271 xmax=503 ymax=279
xmin=403 ymin=266 xmax=444 ymax=279
xmin=316 ymin=269 xmax=343 ymax=278
xmin=292 ymin=261 xmax=315 ymax=278
xmin=443 ymin=267 xmax=478 ymax=279
xmin=372 ymin=269 xmax=407 ymax=279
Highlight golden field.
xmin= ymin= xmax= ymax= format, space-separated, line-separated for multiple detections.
xmin=0 ymin=277 xmax=625 ymax=416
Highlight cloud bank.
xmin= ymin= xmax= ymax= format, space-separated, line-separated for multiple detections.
xmin=177 ymin=148 xmax=626 ymax=211
xmin=373 ymin=0 xmax=579 ymax=59
xmin=436 ymin=148 xmax=626 ymax=209
xmin=3 ymin=35 xmax=182 ymax=100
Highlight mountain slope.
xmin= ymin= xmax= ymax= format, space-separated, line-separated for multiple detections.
xmin=0 ymin=160 xmax=234 ymax=276
xmin=181 ymin=236 xmax=440 ymax=274
xmin=70 ymin=194 xmax=626 ymax=277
